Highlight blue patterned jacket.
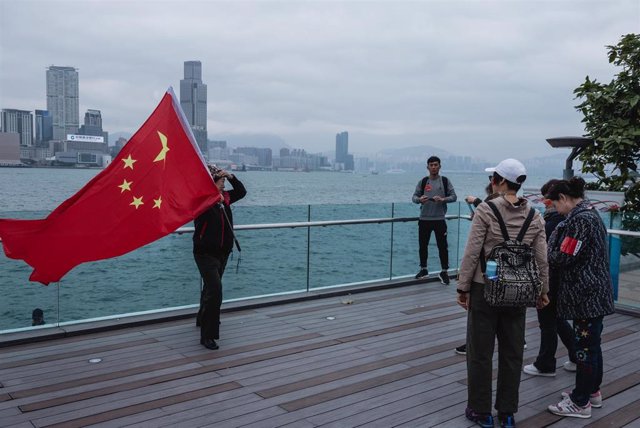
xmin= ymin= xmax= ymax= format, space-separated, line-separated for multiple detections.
xmin=548 ymin=201 xmax=615 ymax=320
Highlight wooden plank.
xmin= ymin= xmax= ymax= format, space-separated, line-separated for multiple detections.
xmin=337 ymin=312 xmax=466 ymax=343
xmin=9 ymin=332 xmax=323 ymax=399
xmin=257 ymin=339 xmax=463 ymax=398
xmin=0 ymin=338 xmax=158 ymax=370
xmin=40 ymin=381 xmax=242 ymax=428
xmin=401 ymin=301 xmax=458 ymax=314
xmin=518 ymin=372 xmax=640 ymax=428
xmin=585 ymin=398 xmax=640 ymax=428
xmin=0 ymin=393 xmax=11 ymax=402
xmin=279 ymin=355 xmax=461 ymax=412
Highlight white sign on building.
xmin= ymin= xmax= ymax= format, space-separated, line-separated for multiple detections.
xmin=66 ymin=134 xmax=104 ymax=143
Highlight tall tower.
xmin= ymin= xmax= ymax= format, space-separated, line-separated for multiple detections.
xmin=335 ymin=131 xmax=353 ymax=170
xmin=1 ymin=109 xmax=33 ymax=146
xmin=180 ymin=61 xmax=207 ymax=151
xmin=46 ymin=66 xmax=79 ymax=141
xmin=35 ymin=110 xmax=53 ymax=145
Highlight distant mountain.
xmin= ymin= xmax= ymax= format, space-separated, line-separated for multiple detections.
xmin=377 ymin=145 xmax=454 ymax=159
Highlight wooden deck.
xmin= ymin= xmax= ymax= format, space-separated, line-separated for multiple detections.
xmin=1 ymin=281 xmax=640 ymax=428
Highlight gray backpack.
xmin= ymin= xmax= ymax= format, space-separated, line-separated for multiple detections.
xmin=481 ymin=201 xmax=542 ymax=307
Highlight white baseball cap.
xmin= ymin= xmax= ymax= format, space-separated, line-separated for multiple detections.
xmin=485 ymin=158 xmax=527 ymax=184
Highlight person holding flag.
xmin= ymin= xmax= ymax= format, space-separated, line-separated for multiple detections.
xmin=193 ymin=165 xmax=246 ymax=350
xmin=0 ymin=88 xmax=221 ymax=288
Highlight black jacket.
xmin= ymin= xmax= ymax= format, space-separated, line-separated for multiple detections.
xmin=193 ymin=175 xmax=246 ymax=257
xmin=548 ymin=201 xmax=615 ymax=319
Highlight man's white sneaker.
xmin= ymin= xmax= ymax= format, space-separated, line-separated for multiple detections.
xmin=561 ymin=391 xmax=602 ymax=408
xmin=548 ymin=395 xmax=592 ymax=418
xmin=563 ymin=361 xmax=577 ymax=372
xmin=523 ymin=363 xmax=556 ymax=377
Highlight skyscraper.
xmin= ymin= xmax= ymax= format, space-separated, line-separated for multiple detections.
xmin=1 ymin=109 xmax=33 ymax=146
xmin=79 ymin=109 xmax=108 ymax=143
xmin=46 ymin=66 xmax=79 ymax=141
xmin=35 ymin=110 xmax=53 ymax=145
xmin=180 ymin=61 xmax=207 ymax=151
xmin=335 ymin=131 xmax=353 ymax=170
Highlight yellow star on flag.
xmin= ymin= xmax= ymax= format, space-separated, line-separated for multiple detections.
xmin=153 ymin=196 xmax=162 ymax=209
xmin=122 ymin=155 xmax=137 ymax=169
xmin=130 ymin=196 xmax=144 ymax=209
xmin=118 ymin=179 xmax=133 ymax=193
xmin=153 ymin=131 xmax=170 ymax=162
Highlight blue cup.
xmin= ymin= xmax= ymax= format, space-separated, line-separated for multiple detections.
xmin=485 ymin=260 xmax=498 ymax=280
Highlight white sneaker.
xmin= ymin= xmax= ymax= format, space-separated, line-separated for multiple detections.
xmin=548 ymin=395 xmax=591 ymax=418
xmin=523 ymin=363 xmax=556 ymax=377
xmin=563 ymin=361 xmax=577 ymax=372
xmin=561 ymin=391 xmax=602 ymax=408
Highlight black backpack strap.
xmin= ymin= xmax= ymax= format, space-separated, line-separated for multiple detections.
xmin=420 ymin=176 xmax=428 ymax=196
xmin=486 ymin=200 xmax=510 ymax=241
xmin=516 ymin=208 xmax=536 ymax=242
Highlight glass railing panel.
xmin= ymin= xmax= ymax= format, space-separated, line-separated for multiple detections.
xmin=308 ymin=222 xmax=392 ymax=289
xmin=220 ymin=227 xmax=309 ymax=298
xmin=390 ymin=202 xmax=465 ymax=278
xmin=0 ymin=257 xmax=60 ymax=331
xmin=56 ymin=232 xmax=201 ymax=323
xmin=308 ymin=203 xmax=393 ymax=288
xmin=0 ymin=209 xmax=60 ymax=331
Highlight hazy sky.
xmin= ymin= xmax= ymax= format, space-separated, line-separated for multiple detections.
xmin=0 ymin=0 xmax=638 ymax=160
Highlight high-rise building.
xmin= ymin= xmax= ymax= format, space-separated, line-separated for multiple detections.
xmin=180 ymin=61 xmax=207 ymax=151
xmin=79 ymin=109 xmax=108 ymax=143
xmin=335 ymin=131 xmax=353 ymax=170
xmin=46 ymin=66 xmax=79 ymax=141
xmin=1 ymin=109 xmax=33 ymax=146
xmin=35 ymin=110 xmax=53 ymax=145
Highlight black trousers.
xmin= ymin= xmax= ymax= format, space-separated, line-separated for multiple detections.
xmin=533 ymin=287 xmax=576 ymax=373
xmin=418 ymin=219 xmax=449 ymax=270
xmin=194 ymin=253 xmax=228 ymax=342
xmin=467 ymin=282 xmax=526 ymax=414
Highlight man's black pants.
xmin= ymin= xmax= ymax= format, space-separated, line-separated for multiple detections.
xmin=418 ymin=219 xmax=449 ymax=270
xmin=194 ymin=253 xmax=228 ymax=342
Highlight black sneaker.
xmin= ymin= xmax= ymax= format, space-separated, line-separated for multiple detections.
xmin=415 ymin=268 xmax=428 ymax=279
xmin=438 ymin=270 xmax=450 ymax=285
xmin=455 ymin=344 xmax=466 ymax=355
xmin=498 ymin=413 xmax=515 ymax=428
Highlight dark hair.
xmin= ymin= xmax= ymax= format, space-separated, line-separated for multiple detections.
xmin=540 ymin=179 xmax=561 ymax=197
xmin=492 ymin=172 xmax=521 ymax=191
xmin=427 ymin=156 xmax=441 ymax=165
xmin=543 ymin=176 xmax=586 ymax=200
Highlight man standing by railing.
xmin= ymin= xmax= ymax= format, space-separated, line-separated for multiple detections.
xmin=412 ymin=155 xmax=457 ymax=284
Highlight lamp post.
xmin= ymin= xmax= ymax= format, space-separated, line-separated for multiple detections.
xmin=546 ymin=136 xmax=593 ymax=180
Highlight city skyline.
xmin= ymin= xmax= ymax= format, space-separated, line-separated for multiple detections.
xmin=1 ymin=1 xmax=638 ymax=161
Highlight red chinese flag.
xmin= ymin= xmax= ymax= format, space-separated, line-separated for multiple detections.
xmin=0 ymin=89 xmax=220 ymax=284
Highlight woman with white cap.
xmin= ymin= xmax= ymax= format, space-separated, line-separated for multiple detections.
xmin=456 ymin=158 xmax=549 ymax=428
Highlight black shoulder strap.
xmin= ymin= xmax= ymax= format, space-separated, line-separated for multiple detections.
xmin=516 ymin=208 xmax=536 ymax=242
xmin=420 ymin=176 xmax=428 ymax=195
xmin=486 ymin=200 xmax=510 ymax=241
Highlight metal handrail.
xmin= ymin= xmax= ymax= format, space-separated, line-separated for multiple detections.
xmin=607 ymin=229 xmax=640 ymax=238
xmin=174 ymin=214 xmax=463 ymax=234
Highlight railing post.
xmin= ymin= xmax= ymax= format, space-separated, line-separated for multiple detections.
xmin=457 ymin=202 xmax=462 ymax=271
xmin=306 ymin=204 xmax=311 ymax=292
xmin=390 ymin=203 xmax=395 ymax=280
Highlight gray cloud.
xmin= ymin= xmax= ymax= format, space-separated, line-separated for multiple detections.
xmin=1 ymin=0 xmax=638 ymax=161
